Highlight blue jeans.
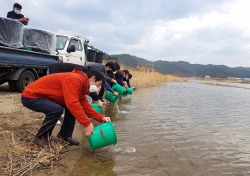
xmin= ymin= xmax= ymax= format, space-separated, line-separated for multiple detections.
xmin=21 ymin=96 xmax=76 ymax=138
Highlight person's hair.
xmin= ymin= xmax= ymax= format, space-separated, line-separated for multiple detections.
xmin=87 ymin=69 xmax=105 ymax=82
xmin=105 ymin=61 xmax=116 ymax=72
xmin=114 ymin=62 xmax=120 ymax=71
xmin=13 ymin=3 xmax=22 ymax=9
xmin=128 ymin=73 xmax=132 ymax=79
xmin=123 ymin=69 xmax=129 ymax=74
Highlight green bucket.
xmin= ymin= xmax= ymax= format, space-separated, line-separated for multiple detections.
xmin=112 ymin=83 xmax=124 ymax=95
xmin=126 ymin=87 xmax=133 ymax=94
xmin=25 ymin=47 xmax=32 ymax=51
xmin=122 ymin=91 xmax=129 ymax=97
xmin=88 ymin=122 xmax=117 ymax=150
xmin=91 ymin=103 xmax=103 ymax=114
xmin=104 ymin=91 xmax=118 ymax=103
xmin=122 ymin=87 xmax=133 ymax=97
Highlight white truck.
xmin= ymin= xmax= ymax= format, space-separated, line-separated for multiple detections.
xmin=56 ymin=34 xmax=104 ymax=64
xmin=56 ymin=35 xmax=89 ymax=65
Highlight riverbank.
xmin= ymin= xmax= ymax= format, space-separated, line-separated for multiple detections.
xmin=0 ymin=72 xmax=185 ymax=175
xmin=201 ymin=78 xmax=250 ymax=90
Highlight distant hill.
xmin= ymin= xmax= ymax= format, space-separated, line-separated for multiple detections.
xmin=109 ymin=54 xmax=250 ymax=78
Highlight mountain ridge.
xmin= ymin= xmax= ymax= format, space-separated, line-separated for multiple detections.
xmin=109 ymin=54 xmax=250 ymax=78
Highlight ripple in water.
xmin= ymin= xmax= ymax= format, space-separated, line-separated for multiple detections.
xmin=112 ymin=146 xmax=137 ymax=155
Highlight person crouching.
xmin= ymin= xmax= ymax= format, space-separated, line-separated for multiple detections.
xmin=21 ymin=68 xmax=111 ymax=147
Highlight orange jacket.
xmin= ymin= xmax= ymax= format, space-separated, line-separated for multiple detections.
xmin=22 ymin=69 xmax=104 ymax=127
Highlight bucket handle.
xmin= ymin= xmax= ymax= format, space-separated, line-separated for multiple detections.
xmin=100 ymin=128 xmax=105 ymax=137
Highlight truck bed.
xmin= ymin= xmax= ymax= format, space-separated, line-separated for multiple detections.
xmin=0 ymin=46 xmax=59 ymax=68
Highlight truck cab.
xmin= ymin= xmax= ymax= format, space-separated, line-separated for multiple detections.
xmin=56 ymin=35 xmax=88 ymax=65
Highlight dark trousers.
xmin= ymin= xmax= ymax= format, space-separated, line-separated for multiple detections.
xmin=98 ymin=86 xmax=105 ymax=99
xmin=21 ymin=96 xmax=76 ymax=138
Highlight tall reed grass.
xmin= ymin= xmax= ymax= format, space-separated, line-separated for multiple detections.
xmin=120 ymin=65 xmax=185 ymax=88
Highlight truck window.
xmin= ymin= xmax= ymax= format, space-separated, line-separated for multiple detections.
xmin=56 ymin=35 xmax=68 ymax=50
xmin=69 ymin=39 xmax=82 ymax=51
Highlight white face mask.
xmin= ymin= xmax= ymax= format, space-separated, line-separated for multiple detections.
xmin=89 ymin=85 xmax=99 ymax=93
xmin=14 ymin=9 xmax=21 ymax=15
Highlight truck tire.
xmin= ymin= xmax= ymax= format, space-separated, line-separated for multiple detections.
xmin=16 ymin=70 xmax=36 ymax=92
xmin=8 ymin=80 xmax=17 ymax=92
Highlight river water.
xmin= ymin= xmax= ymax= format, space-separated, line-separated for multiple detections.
xmin=65 ymin=81 xmax=250 ymax=176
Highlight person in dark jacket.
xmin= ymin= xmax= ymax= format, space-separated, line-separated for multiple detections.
xmin=7 ymin=3 xmax=29 ymax=25
xmin=123 ymin=69 xmax=132 ymax=88
xmin=87 ymin=61 xmax=118 ymax=100
xmin=114 ymin=63 xmax=127 ymax=93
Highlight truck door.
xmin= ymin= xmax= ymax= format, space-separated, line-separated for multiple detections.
xmin=65 ymin=38 xmax=84 ymax=65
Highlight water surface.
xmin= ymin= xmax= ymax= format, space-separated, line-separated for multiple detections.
xmin=64 ymin=81 xmax=250 ymax=176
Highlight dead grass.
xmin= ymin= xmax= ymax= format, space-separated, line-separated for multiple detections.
xmin=0 ymin=124 xmax=72 ymax=176
xmin=120 ymin=65 xmax=186 ymax=88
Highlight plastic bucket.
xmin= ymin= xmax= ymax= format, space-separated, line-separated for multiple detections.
xmin=88 ymin=122 xmax=117 ymax=150
xmin=126 ymin=87 xmax=133 ymax=94
xmin=105 ymin=91 xmax=118 ymax=103
xmin=91 ymin=103 xmax=103 ymax=114
xmin=112 ymin=84 xmax=124 ymax=95
xmin=122 ymin=91 xmax=129 ymax=97
xmin=122 ymin=87 xmax=133 ymax=97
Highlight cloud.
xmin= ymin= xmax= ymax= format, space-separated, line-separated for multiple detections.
xmin=1 ymin=0 xmax=250 ymax=67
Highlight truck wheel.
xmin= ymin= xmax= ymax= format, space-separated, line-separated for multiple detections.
xmin=8 ymin=80 xmax=17 ymax=92
xmin=16 ymin=70 xmax=36 ymax=92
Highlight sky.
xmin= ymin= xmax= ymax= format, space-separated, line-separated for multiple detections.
xmin=1 ymin=0 xmax=250 ymax=67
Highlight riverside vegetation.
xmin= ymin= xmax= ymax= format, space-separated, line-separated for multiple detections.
xmin=122 ymin=65 xmax=185 ymax=88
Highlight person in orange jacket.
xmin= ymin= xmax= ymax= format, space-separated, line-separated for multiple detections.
xmin=21 ymin=68 xmax=111 ymax=147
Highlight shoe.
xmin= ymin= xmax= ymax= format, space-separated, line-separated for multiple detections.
xmin=57 ymin=134 xmax=80 ymax=145
xmin=35 ymin=136 xmax=49 ymax=148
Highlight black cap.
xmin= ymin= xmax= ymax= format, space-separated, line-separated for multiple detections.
xmin=13 ymin=3 xmax=22 ymax=9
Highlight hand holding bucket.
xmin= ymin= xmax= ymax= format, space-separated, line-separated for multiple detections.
xmin=88 ymin=122 xmax=117 ymax=150
xmin=112 ymin=83 xmax=124 ymax=95
xmin=122 ymin=87 xmax=134 ymax=97
xmin=105 ymin=91 xmax=118 ymax=103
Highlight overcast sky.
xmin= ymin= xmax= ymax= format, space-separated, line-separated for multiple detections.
xmin=1 ymin=0 xmax=250 ymax=67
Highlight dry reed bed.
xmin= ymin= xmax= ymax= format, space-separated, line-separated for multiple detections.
xmin=122 ymin=65 xmax=185 ymax=88
xmin=0 ymin=124 xmax=71 ymax=176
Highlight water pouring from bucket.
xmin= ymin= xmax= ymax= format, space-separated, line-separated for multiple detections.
xmin=88 ymin=122 xmax=117 ymax=150
xmin=115 ymin=103 xmax=120 ymax=112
